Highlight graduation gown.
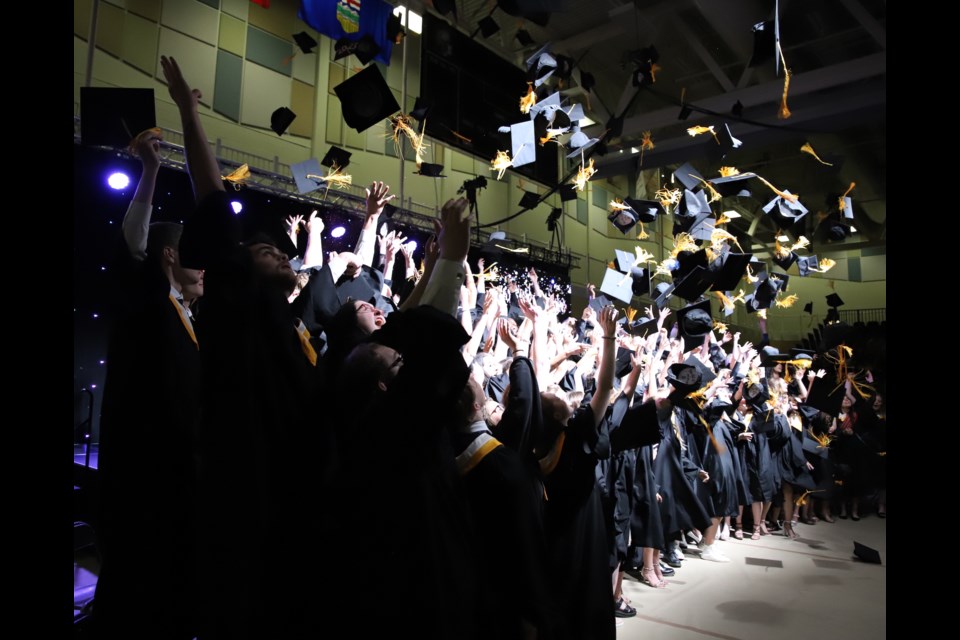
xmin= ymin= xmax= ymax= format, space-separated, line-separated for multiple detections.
xmin=689 ymin=417 xmax=747 ymax=518
xmin=772 ymin=417 xmax=816 ymax=491
xmin=654 ymin=407 xmax=712 ymax=536
xmin=737 ymin=413 xmax=779 ymax=503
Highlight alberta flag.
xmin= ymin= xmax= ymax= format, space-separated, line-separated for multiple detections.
xmin=299 ymin=0 xmax=396 ymax=66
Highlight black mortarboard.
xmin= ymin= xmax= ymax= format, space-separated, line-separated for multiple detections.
xmin=387 ymin=12 xmax=406 ymax=43
xmin=410 ymin=96 xmax=430 ymax=122
xmin=625 ymin=198 xmax=665 ymax=223
xmin=804 ymin=377 xmax=845 ymax=417
xmin=826 ymin=293 xmax=844 ymax=308
xmin=653 ymin=282 xmax=674 ymax=310
xmin=240 ymin=216 xmax=299 ymax=262
xmin=580 ymin=70 xmax=596 ymax=92
xmin=772 ymin=249 xmax=798 ymax=271
xmin=270 ymin=107 xmax=297 ymax=135
xmin=753 ymin=277 xmax=779 ymax=308
xmin=853 ymin=542 xmax=882 ymax=565
xmin=804 ymin=301 xmax=814 ymax=314
xmin=293 ymin=31 xmax=318 ymax=54
xmin=797 ymin=403 xmax=821 ymax=425
xmin=743 ymin=377 xmax=770 ymax=413
xmin=482 ymin=231 xmax=506 ymax=257
xmin=674 ymin=248 xmax=708 ymax=283
xmin=797 ymin=255 xmax=819 ymax=277
xmin=676 ymin=299 xmax=712 ymax=351
xmin=321 ymin=145 xmax=352 ymax=169
xmin=674 ymin=162 xmax=705 ymax=191
xmin=749 ymin=20 xmax=775 ymax=68
xmin=684 ymin=354 xmax=717 ymax=386
xmin=608 ymin=208 xmax=638 ymax=234
xmin=626 ymin=317 xmax=657 ymax=337
xmin=80 ymin=87 xmax=156 ymax=147
xmin=759 ymin=345 xmax=788 ymax=366
xmin=606 ymin=114 xmax=624 ymax=138
xmin=515 ymin=28 xmax=535 ymax=47
xmin=710 ymin=172 xmax=756 ymax=198
xmin=666 ymin=362 xmax=702 ymax=394
xmin=819 ymin=322 xmax=851 ymax=352
xmin=588 ymin=294 xmax=613 ymax=314
xmin=615 ymin=346 xmax=634 ymax=378
xmin=599 ymin=267 xmax=634 ymax=305
xmin=673 ymin=265 xmax=714 ymax=303
xmin=290 ymin=157 xmax=324 ymax=194
xmin=791 ymin=347 xmax=816 ymax=361
xmin=478 ymin=15 xmax=500 ymax=38
xmin=732 ymin=100 xmax=744 ymax=117
xmin=555 ymin=55 xmax=576 ymax=80
xmin=801 ymin=433 xmax=830 ymax=459
xmin=711 ymin=252 xmax=752 ymax=292
xmin=416 ymin=162 xmax=446 ymax=177
xmin=559 ymin=183 xmax=578 ymax=202
xmin=334 ymin=34 xmax=382 ymax=64
xmin=519 ymin=191 xmax=541 ymax=209
xmin=334 ymin=65 xmax=401 ymax=133
xmin=763 ymin=193 xmax=809 ymax=227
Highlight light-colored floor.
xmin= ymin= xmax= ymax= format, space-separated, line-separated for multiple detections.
xmin=615 ymin=515 xmax=886 ymax=640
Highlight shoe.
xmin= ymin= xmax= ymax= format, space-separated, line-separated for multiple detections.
xmin=734 ymin=527 xmax=744 ymax=540
xmin=677 ymin=540 xmax=688 ymax=552
xmin=614 ymin=598 xmax=637 ymax=617
xmin=685 ymin=530 xmax=703 ymax=546
xmin=851 ymin=514 xmax=861 ymax=521
xmin=751 ymin=526 xmax=761 ymax=540
xmin=640 ymin=567 xmax=666 ymax=589
xmin=801 ymin=517 xmax=817 ymax=525
xmin=877 ymin=510 xmax=886 ymax=519
xmin=782 ymin=522 xmax=799 ymax=540
xmin=820 ymin=514 xmax=835 ymax=523
xmin=718 ymin=523 xmax=730 ymax=541
xmin=699 ymin=543 xmax=731 ymax=563
xmin=663 ymin=549 xmax=682 ymax=568
xmin=659 ymin=562 xmax=676 ymax=576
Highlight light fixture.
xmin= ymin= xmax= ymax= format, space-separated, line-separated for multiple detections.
xmin=107 ymin=172 xmax=130 ymax=190
xmin=407 ymin=10 xmax=422 ymax=34
xmin=392 ymin=6 xmax=407 ymax=23
xmin=722 ymin=210 xmax=741 ymax=218
xmin=230 ymin=201 xmax=243 ymax=214
xmin=330 ymin=226 xmax=347 ymax=238
xmin=404 ymin=240 xmax=418 ymax=252
xmin=850 ymin=226 xmax=858 ymax=233
xmin=777 ymin=235 xmax=790 ymax=242
xmin=630 ymin=147 xmax=639 ymax=154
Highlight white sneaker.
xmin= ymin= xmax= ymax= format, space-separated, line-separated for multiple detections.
xmin=699 ymin=543 xmax=731 ymax=563
xmin=671 ymin=541 xmax=685 ymax=560
xmin=719 ymin=523 xmax=730 ymax=541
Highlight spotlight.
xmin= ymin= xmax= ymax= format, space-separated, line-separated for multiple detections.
xmin=404 ymin=240 xmax=418 ymax=252
xmin=230 ymin=201 xmax=243 ymax=214
xmin=331 ymin=226 xmax=347 ymax=238
xmin=107 ymin=172 xmax=130 ymax=190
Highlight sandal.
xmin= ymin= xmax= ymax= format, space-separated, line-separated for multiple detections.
xmin=782 ymin=522 xmax=799 ymax=539
xmin=734 ymin=527 xmax=744 ymax=540
xmin=614 ymin=598 xmax=637 ymax=618
xmin=640 ymin=567 xmax=666 ymax=589
xmin=751 ymin=526 xmax=761 ymax=541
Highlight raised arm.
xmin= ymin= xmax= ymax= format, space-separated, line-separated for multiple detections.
xmin=301 ymin=211 xmax=325 ymax=269
xmin=398 ymin=233 xmax=438 ymax=311
xmin=419 ymin=198 xmax=470 ymax=316
xmin=355 ymin=182 xmax=395 ymax=268
xmin=589 ymin=305 xmax=619 ymax=428
xmin=122 ymin=130 xmax=163 ymax=260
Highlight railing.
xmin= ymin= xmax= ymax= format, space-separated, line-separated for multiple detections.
xmin=74 ymin=117 xmax=582 ymax=271
xmin=838 ymin=308 xmax=885 ymax=325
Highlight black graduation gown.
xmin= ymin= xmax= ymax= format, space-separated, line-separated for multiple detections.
xmin=772 ymin=418 xmax=816 ymax=490
xmin=689 ymin=417 xmax=745 ymax=518
xmin=541 ymin=405 xmax=615 ymax=640
xmin=94 ymin=247 xmax=202 ymax=640
xmin=737 ymin=414 xmax=779 ymax=503
xmin=654 ymin=407 xmax=713 ymax=536
xmin=179 ymin=191 xmax=336 ymax=639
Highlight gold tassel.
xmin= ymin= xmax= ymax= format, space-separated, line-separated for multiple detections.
xmin=690 ymin=175 xmax=722 ymax=203
xmin=755 ymin=174 xmax=799 ymax=202
xmin=491 ymin=150 xmax=513 ymax=181
xmin=815 ymin=258 xmax=836 ymax=273
xmin=777 ymin=44 xmax=792 ymax=119
xmin=519 ymin=82 xmax=536 ymax=114
xmin=838 ymin=182 xmax=856 ymax=210
xmin=670 ymin=233 xmax=700 ymax=258
xmin=571 ymin=158 xmax=596 ymax=191
xmin=306 ymin=164 xmax=353 ymax=196
xmin=446 ymin=127 xmax=473 ymax=144
xmin=223 ymin=164 xmax=251 ymax=190
xmin=746 ymin=266 xmax=759 ymax=284
xmin=609 ymin=199 xmax=630 ymax=211
xmin=654 ymin=261 xmax=674 ymax=278
xmin=128 ymin=127 xmax=163 ymax=154
xmin=718 ymin=166 xmax=740 ymax=177
xmin=641 ymin=131 xmax=655 ymax=151
xmin=716 ymin=212 xmax=731 ymax=226
xmin=790 ymin=236 xmax=810 ymax=252
xmin=711 ymin=227 xmax=743 ymax=252
xmin=624 ymin=307 xmax=639 ymax=322
xmin=714 ymin=291 xmax=735 ymax=314
xmin=608 ymin=260 xmax=616 ymax=270
xmin=794 ymin=489 xmax=823 ymax=507
xmin=800 ymin=142 xmax=833 ymax=166
xmin=636 ymin=222 xmax=649 ymax=240
xmin=714 ymin=321 xmax=728 ymax=333
xmin=809 ymin=428 xmax=835 ymax=450
xmin=687 ymin=125 xmax=717 ymax=141
xmin=656 ymin=186 xmax=683 ymax=212
xmin=774 ymin=237 xmax=792 ymax=259
xmin=698 ymin=414 xmax=726 ymax=454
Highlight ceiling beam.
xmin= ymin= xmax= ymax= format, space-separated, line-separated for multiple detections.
xmin=670 ymin=15 xmax=736 ymax=92
xmin=837 ymin=0 xmax=886 ymax=49
xmin=589 ymin=52 xmax=885 ymax=140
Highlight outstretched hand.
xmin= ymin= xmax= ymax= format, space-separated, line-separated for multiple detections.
xmin=365 ymin=181 xmax=396 ymax=218
xmin=160 ymin=56 xmax=201 ymax=112
xmin=437 ymin=197 xmax=471 ymax=261
xmin=306 ymin=210 xmax=322 ymax=234
xmin=131 ymin=129 xmax=162 ymax=170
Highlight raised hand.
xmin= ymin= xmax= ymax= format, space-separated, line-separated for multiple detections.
xmin=160 ymin=56 xmax=201 ymax=112
xmin=586 ymin=283 xmax=596 ymax=298
xmin=284 ymin=214 xmax=304 ymax=236
xmin=423 ymin=233 xmax=440 ymax=271
xmin=131 ymin=129 xmax=162 ymax=170
xmin=365 ymin=181 xmax=396 ymax=218
xmin=528 ymin=267 xmax=538 ymax=283
xmin=598 ymin=305 xmax=619 ymax=337
xmin=305 ymin=210 xmax=323 ymax=234
xmin=437 ymin=197 xmax=471 ymax=261
xmin=477 ymin=257 xmax=485 ymax=272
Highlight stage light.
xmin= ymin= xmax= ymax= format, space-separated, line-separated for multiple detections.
xmin=230 ymin=201 xmax=243 ymax=214
xmin=107 ymin=172 xmax=130 ymax=190
xmin=404 ymin=240 xmax=417 ymax=252
xmin=331 ymin=226 xmax=347 ymax=238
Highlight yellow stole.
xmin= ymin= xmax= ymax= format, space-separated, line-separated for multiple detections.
xmin=294 ymin=320 xmax=317 ymax=367
xmin=168 ymin=294 xmax=198 ymax=349
xmin=456 ymin=432 xmax=502 ymax=476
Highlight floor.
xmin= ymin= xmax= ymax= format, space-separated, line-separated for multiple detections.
xmin=615 ymin=515 xmax=885 ymax=640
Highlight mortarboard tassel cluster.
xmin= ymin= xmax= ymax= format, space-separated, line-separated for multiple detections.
xmin=223 ymin=164 xmax=251 ymax=190
xmin=800 ymin=142 xmax=833 ymax=166
xmin=491 ymin=150 xmax=513 ymax=181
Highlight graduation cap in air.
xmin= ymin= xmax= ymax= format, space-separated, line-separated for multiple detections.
xmin=759 ymin=345 xmax=789 ymax=366
xmin=685 ymin=354 xmax=718 ymax=387
xmin=675 ymin=298 xmax=713 ymax=351
xmin=614 ymin=346 xmax=635 ymax=378
xmin=600 ymin=268 xmax=634 ymax=305
xmin=566 ymin=125 xmax=600 ymax=157
xmin=80 ymin=87 xmax=156 ymax=148
xmin=804 ymin=301 xmax=814 ymax=314
xmin=270 ymin=107 xmax=297 ymax=136
xmin=666 ymin=362 xmax=702 ymax=394
xmin=853 ymin=542 xmax=882 ymax=565
xmin=711 ymin=252 xmax=752 ymax=292
xmin=651 ymin=282 xmax=672 ymax=310
xmin=710 ymin=172 xmax=756 ymax=198
xmin=579 ymin=70 xmax=596 ymax=92
xmin=763 ymin=192 xmax=809 ymax=227
xmin=519 ymin=190 xmax=541 ymax=209
xmin=797 ymin=255 xmax=819 ymax=277
xmin=772 ymin=247 xmax=799 ymax=271
xmin=554 ymin=55 xmax=576 ymax=80
xmin=290 ymin=157 xmax=324 ymax=194
xmin=608 ymin=207 xmax=639 ymax=234
xmin=704 ymin=123 xmax=743 ymax=164
xmin=673 ymin=162 xmax=705 ymax=192
xmin=626 ymin=316 xmax=658 ymax=338
xmin=588 ymin=293 xmax=614 ymax=314
xmin=478 ymin=15 xmax=500 ymax=38
xmin=826 ymin=293 xmax=844 ymax=308
xmin=334 ymin=34 xmax=382 ymax=64
xmin=804 ymin=374 xmax=846 ymax=417
xmin=387 ymin=12 xmax=406 ymax=44
xmin=559 ymin=183 xmax=578 ymax=202
xmin=334 ymin=65 xmax=401 ymax=133
xmin=679 ymin=211 xmax=715 ymax=242
xmin=732 ymin=100 xmax=744 ymax=117
xmin=678 ymin=103 xmax=693 ymax=120
xmin=510 ymin=120 xmax=537 ymax=168
xmin=293 ymin=31 xmax=319 ymax=54
xmin=410 ymin=96 xmax=430 ymax=123
xmin=674 ymin=248 xmax=708 ymax=283
xmin=606 ymin=114 xmax=625 ymax=138
xmin=749 ymin=20 xmax=776 ymax=68
xmin=321 ymin=145 xmax=352 ymax=169
xmin=673 ymin=265 xmax=714 ymax=303
xmin=482 ymin=231 xmax=507 ymax=257
xmin=416 ymin=162 xmax=446 ymax=177
xmin=515 ymin=28 xmax=536 ymax=47
xmin=624 ymin=199 xmax=665 ymax=223
xmin=614 ymin=250 xmax=653 ymax=291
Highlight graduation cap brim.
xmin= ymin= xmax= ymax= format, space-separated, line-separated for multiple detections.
xmin=772 ymin=251 xmax=799 ymax=272
xmin=804 ymin=377 xmax=846 ymax=417
xmin=683 ymin=354 xmax=717 ymax=386
xmin=599 ymin=268 xmax=634 ymax=305
xmin=608 ymin=209 xmax=638 ymax=234
xmin=80 ymin=87 xmax=156 ymax=148
xmin=676 ymin=298 xmax=713 ymax=352
xmin=654 ymin=283 xmax=675 ymax=310
xmin=826 ymin=293 xmax=845 ymax=308
xmin=321 ymin=145 xmax=352 ymax=170
xmin=588 ymin=294 xmax=613 ymax=314
xmin=478 ymin=15 xmax=500 ymax=38
xmin=711 ymin=252 xmax=752 ymax=292
xmin=416 ymin=163 xmax=446 ymax=177
xmin=666 ymin=363 xmax=702 ymax=394
xmin=853 ymin=541 xmax=882 ymax=564
xmin=797 ymin=255 xmax=820 ymax=277
xmin=673 ymin=162 xmax=705 ymax=191
xmin=709 ymin=172 xmax=757 ymax=198
xmin=801 ymin=433 xmax=830 ymax=460
xmin=270 ymin=107 xmax=297 ymax=136
xmin=240 ymin=223 xmax=299 ymax=263
xmin=333 ymin=65 xmax=401 ymax=133
xmin=559 ymin=184 xmax=578 ymax=202
xmin=672 ymin=265 xmax=714 ymax=303
xmin=515 ymin=28 xmax=536 ymax=47
xmin=334 ymin=34 xmax=382 ymax=65
xmin=615 ymin=346 xmax=634 ymax=379
xmin=519 ymin=191 xmax=541 ymax=209
xmin=626 ymin=317 xmax=657 ymax=337
xmin=624 ymin=198 xmax=665 ymax=223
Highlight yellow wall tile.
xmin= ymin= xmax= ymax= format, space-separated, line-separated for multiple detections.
xmin=127 ymin=0 xmax=161 ymax=22
xmin=218 ymin=13 xmax=246 ymax=57
xmin=289 ymin=80 xmax=316 ymax=138
xmin=95 ymin=2 xmax=125 ymax=57
xmin=122 ymin=13 xmax=160 ymax=75
xmin=248 ymin=0 xmax=298 ymax=39
xmin=75 ymin=0 xmax=93 ymax=39
xmin=161 ymin=0 xmax=220 ymax=46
